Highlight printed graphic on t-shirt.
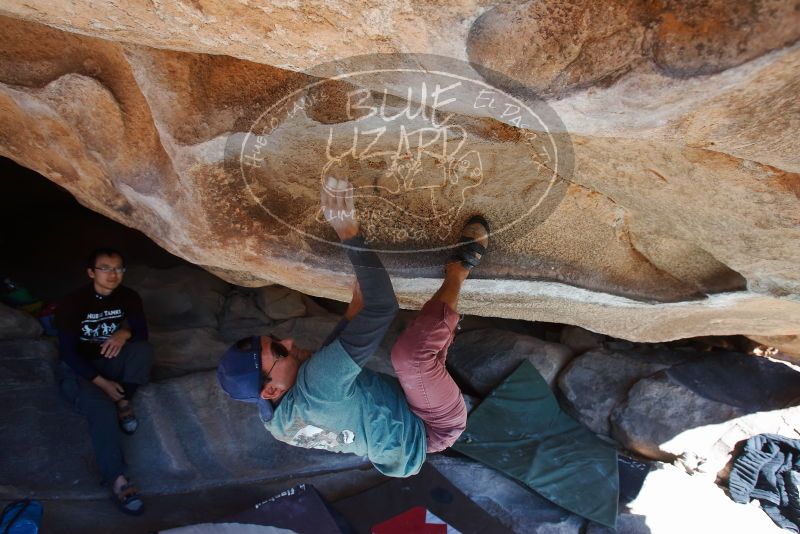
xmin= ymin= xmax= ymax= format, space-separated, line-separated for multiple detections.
xmin=79 ymin=308 xmax=123 ymax=343
xmin=290 ymin=424 xmax=355 ymax=450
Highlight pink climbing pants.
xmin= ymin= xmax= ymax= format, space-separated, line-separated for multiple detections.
xmin=391 ymin=299 xmax=467 ymax=453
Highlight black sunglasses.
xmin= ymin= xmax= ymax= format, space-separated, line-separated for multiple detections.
xmin=258 ymin=335 xmax=289 ymax=384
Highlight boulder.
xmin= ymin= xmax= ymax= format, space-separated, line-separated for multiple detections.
xmin=558 ymin=347 xmax=690 ymax=436
xmin=0 ymin=339 xmax=99 ymax=499
xmin=0 ymin=348 xmax=368 ymax=498
xmin=224 ymin=289 xmax=271 ymax=322
xmin=0 ymin=339 xmax=57 ymax=390
xmin=447 ymin=329 xmax=573 ymax=395
xmin=124 ymin=266 xmax=229 ymax=330
xmin=148 ymin=327 xmax=229 ymax=380
xmin=559 ymin=325 xmax=605 ymax=356
xmin=218 ymin=324 xmax=274 ymax=346
xmin=0 ymin=302 xmax=42 ymax=340
xmin=263 ymin=315 xmax=342 ymax=351
xmin=300 ymin=294 xmax=333 ymax=317
xmin=456 ymin=314 xmax=542 ymax=337
xmin=222 ymin=311 xmax=398 ymax=376
xmin=2 ymin=387 xmax=99 ymax=500
xmin=1 ymin=13 xmax=799 ymax=341
xmin=611 ymin=372 xmax=744 ymax=463
xmin=748 ymin=334 xmax=800 ymax=364
xmin=256 ymin=286 xmax=307 ymax=320
xmin=611 ymin=352 xmax=800 ymax=474
xmin=429 ymin=455 xmax=585 ymax=534
xmin=218 ymin=288 xmax=272 ymax=337
xmin=126 ymin=370 xmax=368 ymax=494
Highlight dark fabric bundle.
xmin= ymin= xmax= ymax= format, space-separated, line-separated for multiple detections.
xmin=729 ymin=433 xmax=800 ymax=532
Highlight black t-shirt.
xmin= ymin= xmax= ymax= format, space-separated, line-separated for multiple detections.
xmin=56 ymin=284 xmax=148 ymax=379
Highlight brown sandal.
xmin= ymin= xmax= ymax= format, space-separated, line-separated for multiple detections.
xmin=111 ymin=482 xmax=144 ymax=515
xmin=447 ymin=215 xmax=490 ymax=271
xmin=116 ymin=401 xmax=138 ymax=435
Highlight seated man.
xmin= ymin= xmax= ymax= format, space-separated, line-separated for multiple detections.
xmin=55 ymin=248 xmax=153 ymax=515
xmin=218 ymin=177 xmax=489 ymax=476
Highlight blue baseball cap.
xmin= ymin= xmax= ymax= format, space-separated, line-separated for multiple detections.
xmin=217 ymin=336 xmax=274 ymax=422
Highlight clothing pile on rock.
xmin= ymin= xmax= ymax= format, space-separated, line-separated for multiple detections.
xmin=729 ymin=433 xmax=800 ymax=532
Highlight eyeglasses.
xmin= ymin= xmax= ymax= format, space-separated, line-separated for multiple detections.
xmin=93 ymin=266 xmax=126 ymax=274
xmin=261 ymin=336 xmax=289 ymax=384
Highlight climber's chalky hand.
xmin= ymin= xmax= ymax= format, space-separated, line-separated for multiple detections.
xmin=321 ymin=176 xmax=359 ymax=241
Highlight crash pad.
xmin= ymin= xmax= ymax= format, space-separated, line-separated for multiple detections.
xmin=618 ymin=454 xmax=650 ymax=505
xmin=453 ymin=360 xmax=618 ymax=528
xmin=334 ymin=463 xmax=509 ymax=533
xmin=163 ymin=484 xmax=347 ymax=534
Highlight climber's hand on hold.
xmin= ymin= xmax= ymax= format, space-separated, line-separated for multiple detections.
xmin=321 ymin=176 xmax=359 ymax=241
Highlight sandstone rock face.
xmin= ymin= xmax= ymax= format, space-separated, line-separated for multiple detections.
xmin=266 ymin=315 xmax=341 ymax=350
xmin=447 ymin=329 xmax=573 ymax=394
xmin=219 ymin=288 xmax=273 ymax=333
xmin=610 ymin=352 xmax=800 ymax=473
xmin=748 ymin=334 xmax=800 ymax=363
xmin=558 ymin=347 xmax=689 ymax=436
xmin=469 ymin=0 xmax=800 ymax=93
xmin=0 ymin=339 xmax=99 ymax=498
xmin=124 ymin=266 xmax=229 ymax=330
xmin=0 ymin=336 xmax=367 ymax=499
xmin=0 ymin=339 xmax=56 ymax=390
xmin=559 ymin=325 xmax=605 ymax=356
xmin=256 ymin=286 xmax=308 ymax=321
xmin=0 ymin=5 xmax=799 ymax=342
xmin=148 ymin=327 xmax=228 ymax=380
xmin=559 ymin=345 xmax=800 ymax=481
xmin=0 ymin=303 xmax=42 ymax=340
xmin=127 ymin=371 xmax=367 ymax=495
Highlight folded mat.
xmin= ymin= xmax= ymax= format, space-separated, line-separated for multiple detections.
xmin=453 ymin=360 xmax=619 ymax=528
xmin=334 ymin=463 xmax=509 ymax=533
xmin=618 ymin=454 xmax=650 ymax=505
xmin=161 ymin=483 xmax=348 ymax=534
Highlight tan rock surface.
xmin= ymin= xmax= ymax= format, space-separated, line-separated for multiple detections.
xmin=748 ymin=334 xmax=800 ymax=363
xmin=0 ymin=4 xmax=798 ymax=342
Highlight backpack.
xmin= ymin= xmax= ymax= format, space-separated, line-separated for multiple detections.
xmin=0 ymin=499 xmax=42 ymax=534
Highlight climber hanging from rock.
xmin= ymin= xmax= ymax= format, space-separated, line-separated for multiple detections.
xmin=217 ymin=174 xmax=489 ymax=476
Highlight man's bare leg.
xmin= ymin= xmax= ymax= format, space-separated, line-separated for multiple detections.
xmin=430 ymin=220 xmax=489 ymax=312
xmin=430 ymin=263 xmax=469 ymax=312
